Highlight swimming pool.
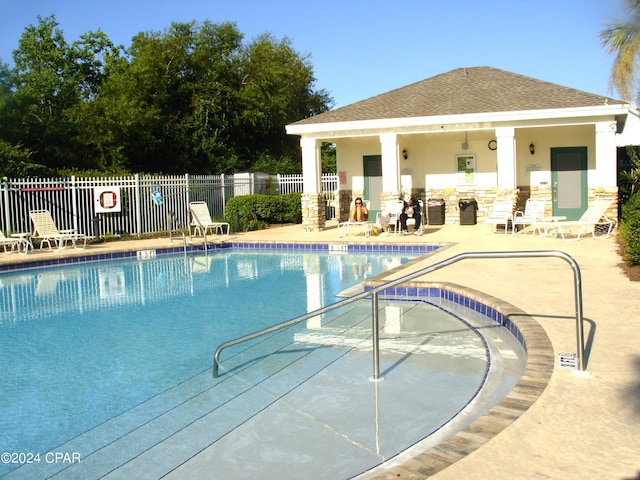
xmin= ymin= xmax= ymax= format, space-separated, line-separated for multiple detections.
xmin=0 ymin=246 xmax=526 ymax=479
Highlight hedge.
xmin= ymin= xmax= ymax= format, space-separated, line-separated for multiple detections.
xmin=224 ymin=193 xmax=302 ymax=232
xmin=620 ymin=190 xmax=640 ymax=266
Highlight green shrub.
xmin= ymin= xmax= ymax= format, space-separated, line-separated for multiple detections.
xmin=224 ymin=193 xmax=302 ymax=232
xmin=620 ymin=191 xmax=640 ymax=266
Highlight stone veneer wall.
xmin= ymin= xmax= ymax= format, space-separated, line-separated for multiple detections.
xmin=301 ymin=193 xmax=326 ymax=232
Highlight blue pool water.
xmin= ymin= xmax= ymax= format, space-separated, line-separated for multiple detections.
xmin=0 ymin=249 xmax=419 ymax=476
xmin=0 ymin=247 xmax=526 ymax=479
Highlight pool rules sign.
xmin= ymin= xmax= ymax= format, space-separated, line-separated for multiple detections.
xmin=558 ymin=352 xmax=578 ymax=369
xmin=94 ymin=187 xmax=121 ymax=213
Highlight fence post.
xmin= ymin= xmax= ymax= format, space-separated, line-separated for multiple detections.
xmin=2 ymin=177 xmax=10 ymax=233
xmin=135 ymin=173 xmax=142 ymax=237
xmin=184 ymin=173 xmax=189 ymax=212
xmin=71 ymin=175 xmax=79 ymax=232
xmin=221 ymin=173 xmax=226 ymax=216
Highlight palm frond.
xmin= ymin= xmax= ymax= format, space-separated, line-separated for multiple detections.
xmin=599 ymin=0 xmax=640 ymax=101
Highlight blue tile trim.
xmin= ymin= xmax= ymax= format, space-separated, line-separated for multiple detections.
xmin=0 ymin=242 xmax=439 ymax=273
xmin=228 ymin=242 xmax=439 ymax=253
xmin=371 ymin=286 xmax=527 ymax=350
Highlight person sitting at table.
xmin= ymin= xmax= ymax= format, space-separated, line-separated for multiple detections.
xmin=349 ymin=197 xmax=369 ymax=222
xmin=400 ymin=195 xmax=421 ymax=235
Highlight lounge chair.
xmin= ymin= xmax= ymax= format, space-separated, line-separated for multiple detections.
xmin=338 ymin=200 xmax=372 ymax=237
xmin=483 ymin=199 xmax=514 ymax=234
xmin=29 ymin=210 xmax=87 ymax=251
xmin=512 ymin=199 xmax=546 ymax=235
xmin=189 ymin=201 xmax=230 ymax=236
xmin=0 ymin=231 xmax=20 ymax=253
xmin=543 ymin=199 xmax=615 ymax=241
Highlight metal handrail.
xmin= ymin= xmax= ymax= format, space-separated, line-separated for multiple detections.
xmin=213 ymin=250 xmax=585 ymax=378
xmin=168 ymin=211 xmax=191 ymax=254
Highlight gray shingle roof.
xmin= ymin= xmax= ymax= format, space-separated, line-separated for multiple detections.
xmin=291 ymin=66 xmax=623 ymax=126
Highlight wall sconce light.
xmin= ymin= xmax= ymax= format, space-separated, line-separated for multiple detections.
xmin=402 ymin=148 xmax=408 ymax=160
xmin=529 ymin=143 xmax=535 ymax=155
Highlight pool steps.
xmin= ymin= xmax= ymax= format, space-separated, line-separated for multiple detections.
xmin=4 ymin=303 xmax=375 ymax=479
xmin=4 ymin=298 xmax=519 ymax=480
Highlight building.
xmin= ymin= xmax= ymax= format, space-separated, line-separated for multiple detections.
xmin=286 ymin=66 xmax=640 ymax=230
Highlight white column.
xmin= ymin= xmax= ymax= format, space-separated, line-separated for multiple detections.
xmin=496 ymin=127 xmax=516 ymax=189
xmin=380 ymin=133 xmax=400 ymax=194
xmin=301 ymin=137 xmax=321 ymax=194
xmin=594 ymin=121 xmax=617 ymax=186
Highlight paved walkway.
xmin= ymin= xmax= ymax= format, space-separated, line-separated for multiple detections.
xmin=1 ymin=222 xmax=639 ymax=479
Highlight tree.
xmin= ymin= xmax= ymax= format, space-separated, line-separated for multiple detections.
xmin=321 ymin=142 xmax=336 ymax=173
xmin=620 ymin=146 xmax=640 ymax=202
xmin=0 ymin=140 xmax=48 ymax=177
xmin=600 ymin=0 xmax=640 ymax=102
xmin=235 ymin=33 xmax=332 ymax=164
xmin=3 ymin=15 xmax=119 ymax=171
xmin=0 ymin=17 xmax=333 ymax=176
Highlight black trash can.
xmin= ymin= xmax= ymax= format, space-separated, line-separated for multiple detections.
xmin=427 ymin=199 xmax=446 ymax=225
xmin=459 ymin=199 xmax=478 ymax=225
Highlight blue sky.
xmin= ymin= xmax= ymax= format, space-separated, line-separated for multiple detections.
xmin=0 ymin=0 xmax=630 ymax=108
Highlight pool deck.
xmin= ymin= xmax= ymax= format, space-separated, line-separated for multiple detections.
xmin=2 ymin=221 xmax=639 ymax=479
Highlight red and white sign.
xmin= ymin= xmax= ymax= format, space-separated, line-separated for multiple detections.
xmin=94 ymin=187 xmax=121 ymax=213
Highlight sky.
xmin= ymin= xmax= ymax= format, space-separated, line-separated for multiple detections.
xmin=0 ymin=0 xmax=631 ymax=108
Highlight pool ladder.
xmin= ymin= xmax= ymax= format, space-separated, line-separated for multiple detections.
xmin=168 ymin=211 xmax=193 ymax=254
xmin=213 ymin=250 xmax=587 ymax=379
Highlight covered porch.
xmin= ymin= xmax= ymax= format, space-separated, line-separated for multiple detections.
xmin=287 ymin=67 xmax=637 ymax=231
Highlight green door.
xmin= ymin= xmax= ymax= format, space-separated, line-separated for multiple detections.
xmin=363 ymin=155 xmax=382 ymax=220
xmin=551 ymin=147 xmax=588 ymax=221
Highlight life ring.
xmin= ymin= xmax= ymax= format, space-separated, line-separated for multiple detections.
xmin=151 ymin=191 xmax=163 ymax=206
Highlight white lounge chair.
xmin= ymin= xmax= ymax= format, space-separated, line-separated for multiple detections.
xmin=483 ymin=199 xmax=514 ymax=235
xmin=0 ymin=231 xmax=20 ymax=253
xmin=543 ymin=199 xmax=615 ymax=241
xmin=512 ymin=199 xmax=546 ymax=235
xmin=30 ymin=210 xmax=87 ymax=251
xmin=189 ymin=201 xmax=230 ymax=236
xmin=338 ymin=200 xmax=372 ymax=237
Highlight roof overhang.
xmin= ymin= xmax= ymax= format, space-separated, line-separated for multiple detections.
xmin=616 ymin=108 xmax=640 ymax=146
xmin=286 ymin=104 xmax=634 ymax=140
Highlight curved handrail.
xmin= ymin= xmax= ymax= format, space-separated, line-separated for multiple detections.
xmin=213 ymin=250 xmax=585 ymax=378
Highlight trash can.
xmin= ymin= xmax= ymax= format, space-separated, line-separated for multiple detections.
xmin=459 ymin=199 xmax=478 ymax=225
xmin=427 ymin=199 xmax=446 ymax=225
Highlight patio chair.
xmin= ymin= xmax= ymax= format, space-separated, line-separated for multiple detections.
xmin=512 ymin=199 xmax=546 ymax=235
xmin=543 ymin=199 xmax=615 ymax=241
xmin=405 ymin=199 xmax=424 ymax=235
xmin=483 ymin=199 xmax=514 ymax=235
xmin=375 ymin=199 xmax=404 ymax=234
xmin=189 ymin=201 xmax=230 ymax=236
xmin=29 ymin=210 xmax=87 ymax=251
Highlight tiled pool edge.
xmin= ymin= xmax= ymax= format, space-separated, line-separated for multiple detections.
xmin=0 ymin=240 xmax=446 ymax=272
xmin=362 ymin=280 xmax=554 ymax=479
